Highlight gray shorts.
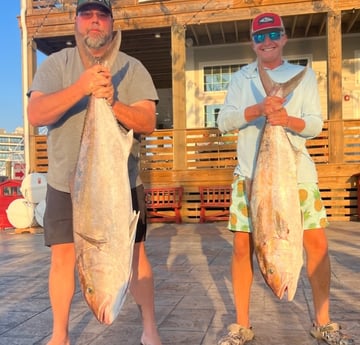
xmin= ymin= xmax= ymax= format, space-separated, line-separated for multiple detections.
xmin=43 ymin=184 xmax=147 ymax=246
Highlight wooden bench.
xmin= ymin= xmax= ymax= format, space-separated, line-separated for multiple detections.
xmin=144 ymin=187 xmax=183 ymax=223
xmin=199 ymin=185 xmax=232 ymax=223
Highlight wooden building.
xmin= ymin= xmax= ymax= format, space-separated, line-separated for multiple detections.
xmin=21 ymin=0 xmax=360 ymax=222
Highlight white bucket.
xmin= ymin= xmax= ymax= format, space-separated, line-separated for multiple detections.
xmin=35 ymin=199 xmax=46 ymax=227
xmin=6 ymin=198 xmax=38 ymax=229
xmin=21 ymin=173 xmax=47 ymax=204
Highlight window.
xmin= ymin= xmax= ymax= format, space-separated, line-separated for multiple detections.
xmin=202 ymin=62 xmax=247 ymax=128
xmin=3 ymin=186 xmax=21 ymax=196
xmin=285 ymin=54 xmax=312 ymax=67
xmin=10 ymin=137 xmax=22 ymax=144
xmin=203 ymin=59 xmax=308 ymax=93
xmin=201 ymin=57 xmax=310 ymax=128
xmin=203 ymin=64 xmax=246 ymax=92
xmin=287 ymin=58 xmax=309 ymax=66
xmin=204 ymin=105 xmax=222 ymax=128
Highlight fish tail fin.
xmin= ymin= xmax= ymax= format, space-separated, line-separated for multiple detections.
xmin=258 ymin=62 xmax=308 ymax=98
xmin=76 ymin=30 xmax=122 ymax=69
xmin=280 ymin=65 xmax=308 ymax=97
xmin=102 ymin=30 xmax=122 ymax=68
xmin=258 ymin=63 xmax=276 ymax=96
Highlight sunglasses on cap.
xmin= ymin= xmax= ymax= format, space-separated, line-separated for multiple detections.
xmin=252 ymin=31 xmax=284 ymax=44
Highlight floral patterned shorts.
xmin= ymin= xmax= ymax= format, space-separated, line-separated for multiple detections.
xmin=228 ymin=176 xmax=329 ymax=232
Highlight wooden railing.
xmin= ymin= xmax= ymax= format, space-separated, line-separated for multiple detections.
xmin=305 ymin=122 xmax=329 ymax=163
xmin=140 ymin=128 xmax=238 ymax=171
xmin=344 ymin=122 xmax=360 ymax=163
xmin=31 ymin=120 xmax=360 ymax=222
xmin=139 ymin=120 xmax=360 ymax=168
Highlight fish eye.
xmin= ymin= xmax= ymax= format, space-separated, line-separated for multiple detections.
xmin=86 ymin=286 xmax=94 ymax=294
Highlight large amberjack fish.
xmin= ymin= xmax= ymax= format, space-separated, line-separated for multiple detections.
xmin=249 ymin=64 xmax=307 ymax=301
xmin=71 ymin=31 xmax=139 ymax=324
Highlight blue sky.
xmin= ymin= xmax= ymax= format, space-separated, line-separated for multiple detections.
xmin=2 ymin=2 xmax=23 ymax=132
xmin=2 ymin=3 xmax=47 ymax=133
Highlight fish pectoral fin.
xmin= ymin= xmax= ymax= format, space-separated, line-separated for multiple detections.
xmin=129 ymin=211 xmax=140 ymax=240
xmin=274 ymin=211 xmax=291 ymax=238
xmin=75 ymin=232 xmax=108 ymax=248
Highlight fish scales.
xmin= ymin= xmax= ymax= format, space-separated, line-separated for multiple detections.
xmin=249 ymin=65 xmax=307 ymax=301
xmin=71 ymin=31 xmax=139 ymax=325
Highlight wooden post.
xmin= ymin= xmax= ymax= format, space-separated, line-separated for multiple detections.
xmin=28 ymin=40 xmax=39 ymax=174
xmin=5 ymin=161 xmax=11 ymax=179
xmin=171 ymin=24 xmax=187 ymax=170
xmin=327 ymin=10 xmax=344 ymax=163
xmin=356 ymin=173 xmax=360 ymax=220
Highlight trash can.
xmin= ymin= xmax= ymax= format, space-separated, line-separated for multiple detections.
xmin=0 ymin=179 xmax=22 ymax=229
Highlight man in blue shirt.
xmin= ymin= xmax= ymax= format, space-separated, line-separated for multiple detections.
xmin=217 ymin=12 xmax=354 ymax=345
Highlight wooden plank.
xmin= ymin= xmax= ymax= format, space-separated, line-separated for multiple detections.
xmin=171 ymin=25 xmax=187 ymax=170
xmin=335 ymin=0 xmax=360 ymax=10
xmin=25 ymin=0 xmax=341 ymax=34
xmin=317 ymin=163 xmax=360 ymax=177
xmin=15 ymin=227 xmax=43 ymax=234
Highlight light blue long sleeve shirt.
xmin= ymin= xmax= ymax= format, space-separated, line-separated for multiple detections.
xmin=217 ymin=60 xmax=323 ymax=183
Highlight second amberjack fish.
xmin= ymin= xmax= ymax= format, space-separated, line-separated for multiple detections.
xmin=249 ymin=64 xmax=307 ymax=301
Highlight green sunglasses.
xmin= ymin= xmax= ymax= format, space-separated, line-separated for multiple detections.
xmin=252 ymin=31 xmax=284 ymax=44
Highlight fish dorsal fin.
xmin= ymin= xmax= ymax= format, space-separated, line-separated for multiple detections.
xmin=258 ymin=63 xmax=308 ymax=97
xmin=75 ymin=232 xmax=107 ymax=250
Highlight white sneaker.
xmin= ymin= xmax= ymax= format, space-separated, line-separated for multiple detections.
xmin=217 ymin=323 xmax=254 ymax=345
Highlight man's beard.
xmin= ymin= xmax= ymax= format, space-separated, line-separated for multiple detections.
xmin=84 ymin=32 xmax=111 ymax=49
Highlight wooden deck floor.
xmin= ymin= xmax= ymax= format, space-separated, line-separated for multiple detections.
xmin=0 ymin=221 xmax=359 ymax=344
